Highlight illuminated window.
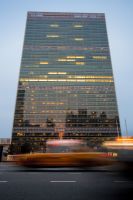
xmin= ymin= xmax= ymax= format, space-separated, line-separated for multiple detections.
xmin=76 ymin=62 xmax=85 ymax=65
xmin=50 ymin=24 xmax=59 ymax=27
xmin=46 ymin=102 xmax=64 ymax=105
xmin=20 ymin=78 xmax=113 ymax=83
xmin=58 ymin=72 xmax=67 ymax=75
xmin=76 ymin=56 xmax=85 ymax=59
xmin=17 ymin=132 xmax=24 ymax=137
xmin=68 ymin=75 xmax=112 ymax=79
xmin=92 ymin=56 xmax=107 ymax=60
xmin=48 ymin=72 xmax=67 ymax=75
xmin=67 ymin=59 xmax=76 ymax=62
xmin=66 ymin=56 xmax=76 ymax=59
xmin=57 ymin=59 xmax=67 ymax=62
xmin=74 ymin=38 xmax=84 ymax=41
xmin=40 ymin=61 xmax=49 ymax=64
xmin=39 ymin=75 xmax=48 ymax=78
xmin=67 ymin=56 xmax=85 ymax=59
xmin=58 ymin=59 xmax=76 ymax=62
xmin=74 ymin=25 xmax=83 ymax=28
xmin=46 ymin=35 xmax=60 ymax=38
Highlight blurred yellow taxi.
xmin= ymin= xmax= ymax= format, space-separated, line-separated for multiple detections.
xmin=7 ymin=152 xmax=116 ymax=167
xmin=7 ymin=139 xmax=117 ymax=167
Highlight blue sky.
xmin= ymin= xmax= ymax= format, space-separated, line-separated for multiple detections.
xmin=0 ymin=0 xmax=133 ymax=138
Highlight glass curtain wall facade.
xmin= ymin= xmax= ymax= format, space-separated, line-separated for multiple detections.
xmin=11 ymin=12 xmax=121 ymax=153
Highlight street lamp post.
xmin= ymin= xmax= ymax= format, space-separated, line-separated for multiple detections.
xmin=125 ymin=119 xmax=128 ymax=138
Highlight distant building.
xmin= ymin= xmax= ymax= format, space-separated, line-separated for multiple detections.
xmin=0 ymin=138 xmax=11 ymax=161
xmin=11 ymin=12 xmax=121 ymax=153
xmin=0 ymin=138 xmax=11 ymax=145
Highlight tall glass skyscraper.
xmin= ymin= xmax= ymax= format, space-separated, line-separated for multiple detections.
xmin=11 ymin=12 xmax=121 ymax=153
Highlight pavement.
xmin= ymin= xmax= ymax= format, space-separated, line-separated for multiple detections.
xmin=0 ymin=162 xmax=133 ymax=200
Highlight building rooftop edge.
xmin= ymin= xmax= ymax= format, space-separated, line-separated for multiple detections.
xmin=27 ymin=11 xmax=105 ymax=17
xmin=28 ymin=11 xmax=105 ymax=14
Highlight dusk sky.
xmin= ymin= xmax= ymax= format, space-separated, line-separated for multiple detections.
xmin=0 ymin=0 xmax=133 ymax=138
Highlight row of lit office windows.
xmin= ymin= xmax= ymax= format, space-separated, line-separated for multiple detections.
xmin=23 ymin=46 xmax=109 ymax=52
xmin=18 ymin=97 xmax=117 ymax=101
xmin=19 ymin=86 xmax=115 ymax=91
xmin=16 ymin=109 xmax=118 ymax=114
xmin=14 ymin=130 xmax=119 ymax=135
xmin=16 ymin=103 xmax=117 ymax=109
xmin=16 ymin=107 xmax=118 ymax=112
xmin=15 ymin=107 xmax=118 ymax=111
xmin=17 ymin=95 xmax=117 ymax=99
xmin=21 ymin=77 xmax=113 ymax=82
xmin=17 ymin=90 xmax=116 ymax=95
xmin=13 ymin=125 xmax=119 ymax=131
xmin=21 ymin=65 xmax=111 ymax=70
xmin=17 ymin=94 xmax=117 ymax=99
xmin=18 ymin=88 xmax=114 ymax=92
xmin=19 ymin=72 xmax=113 ymax=80
xmin=24 ymin=38 xmax=108 ymax=42
xmin=26 ymin=26 xmax=107 ymax=32
xmin=24 ymin=41 xmax=109 ymax=46
xmin=17 ymin=92 xmax=116 ymax=96
xmin=27 ymin=20 xmax=106 ymax=26
xmin=14 ymin=116 xmax=118 ymax=121
xmin=17 ymin=85 xmax=115 ymax=89
xmin=14 ymin=125 xmax=114 ymax=130
xmin=15 ymin=112 xmax=118 ymax=117
xmin=25 ymin=36 xmax=108 ymax=42
xmin=14 ymin=133 xmax=118 ymax=138
xmin=26 ymin=28 xmax=107 ymax=33
xmin=22 ymin=57 xmax=108 ymax=63
xmin=17 ymin=92 xmax=116 ymax=97
xmin=21 ymin=64 xmax=112 ymax=67
xmin=20 ymin=71 xmax=113 ymax=76
xmin=24 ymin=37 xmax=108 ymax=41
xmin=21 ymin=96 xmax=117 ymax=100
xmin=20 ymin=72 xmax=113 ymax=77
xmin=20 ymin=83 xmax=115 ymax=87
xmin=29 ymin=101 xmax=116 ymax=104
xmin=13 ymin=127 xmax=120 ymax=132
xmin=22 ymin=53 xmax=109 ymax=57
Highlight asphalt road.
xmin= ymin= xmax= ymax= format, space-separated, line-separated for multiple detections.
xmin=0 ymin=162 xmax=133 ymax=200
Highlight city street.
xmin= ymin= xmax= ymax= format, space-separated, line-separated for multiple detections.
xmin=0 ymin=162 xmax=133 ymax=200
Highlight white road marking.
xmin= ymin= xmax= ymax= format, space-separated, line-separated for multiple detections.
xmin=0 ymin=181 xmax=8 ymax=183
xmin=114 ymin=180 xmax=128 ymax=183
xmin=68 ymin=173 xmax=81 ymax=174
xmin=27 ymin=172 xmax=41 ymax=174
xmin=50 ymin=180 xmax=76 ymax=183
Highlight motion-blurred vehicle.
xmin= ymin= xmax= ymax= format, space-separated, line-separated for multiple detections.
xmin=7 ymin=139 xmax=117 ymax=167
xmin=8 ymin=152 xmax=117 ymax=167
xmin=103 ymin=137 xmax=133 ymax=171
